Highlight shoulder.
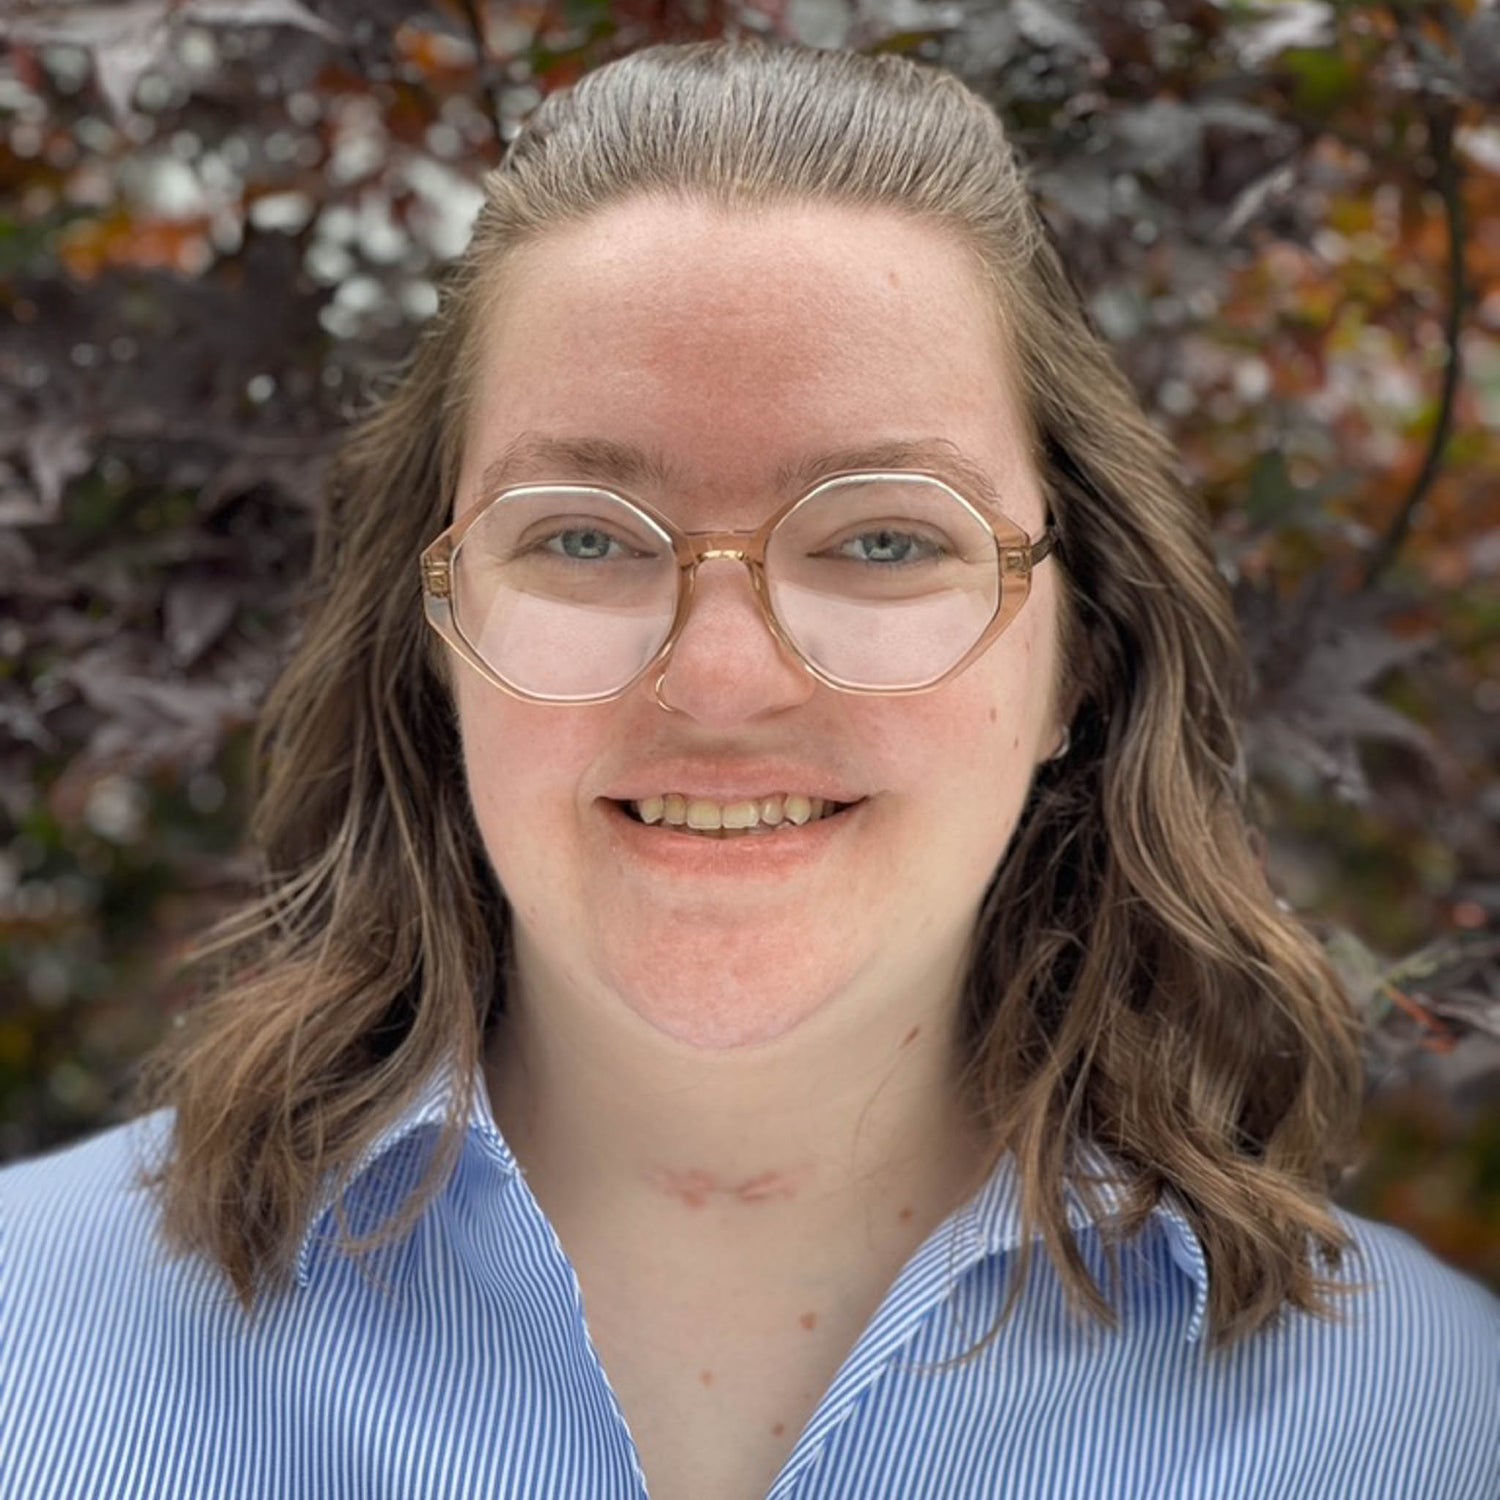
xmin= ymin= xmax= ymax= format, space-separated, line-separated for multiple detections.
xmin=0 ymin=1110 xmax=197 ymax=1330
xmin=0 ymin=1115 xmax=260 ymax=1498
xmin=1122 ymin=1202 xmax=1497 ymax=1497
xmin=1245 ymin=1206 xmax=1499 ymax=1496
xmin=1324 ymin=1205 xmax=1499 ymax=1357
xmin=1 ymin=1109 xmax=174 ymax=1252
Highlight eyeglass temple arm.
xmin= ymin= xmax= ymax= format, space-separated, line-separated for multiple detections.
xmin=1026 ymin=526 xmax=1058 ymax=568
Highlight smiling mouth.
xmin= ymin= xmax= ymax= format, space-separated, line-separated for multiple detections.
xmin=616 ymin=794 xmax=861 ymax=837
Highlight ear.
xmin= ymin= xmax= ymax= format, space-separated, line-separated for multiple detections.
xmin=1044 ymin=655 xmax=1088 ymax=764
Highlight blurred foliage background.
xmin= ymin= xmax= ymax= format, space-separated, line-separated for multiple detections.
xmin=0 ymin=0 xmax=1497 ymax=1284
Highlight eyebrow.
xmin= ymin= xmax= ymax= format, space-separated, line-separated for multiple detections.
xmin=473 ymin=434 xmax=680 ymax=504
xmin=471 ymin=432 xmax=1013 ymax=516
xmin=774 ymin=439 xmax=1010 ymax=516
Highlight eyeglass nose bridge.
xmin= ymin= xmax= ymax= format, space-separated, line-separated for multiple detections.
xmin=670 ymin=528 xmax=775 ymax=591
xmin=674 ymin=527 xmax=769 ymax=566
xmin=656 ymin=529 xmax=808 ymax=678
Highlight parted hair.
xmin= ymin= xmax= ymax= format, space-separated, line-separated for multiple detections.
xmin=135 ymin=39 xmax=1366 ymax=1351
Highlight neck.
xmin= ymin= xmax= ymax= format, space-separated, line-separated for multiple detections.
xmin=484 ymin=935 xmax=993 ymax=1281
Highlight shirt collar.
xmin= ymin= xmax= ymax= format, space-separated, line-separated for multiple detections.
xmin=294 ymin=1056 xmax=517 ymax=1288
xmin=958 ymin=1139 xmax=1212 ymax=1345
xmin=293 ymin=1062 xmax=1211 ymax=1342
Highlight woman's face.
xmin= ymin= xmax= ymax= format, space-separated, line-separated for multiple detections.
xmin=452 ymin=197 xmax=1064 ymax=1049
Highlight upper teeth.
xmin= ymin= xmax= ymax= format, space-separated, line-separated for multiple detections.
xmin=631 ymin=794 xmax=836 ymax=829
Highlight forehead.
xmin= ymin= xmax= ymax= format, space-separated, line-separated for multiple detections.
xmin=458 ymin=197 xmax=1043 ymax=526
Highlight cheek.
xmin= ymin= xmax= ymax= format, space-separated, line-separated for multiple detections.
xmin=454 ymin=688 xmax=599 ymax=869
xmin=865 ymin=624 xmax=1053 ymax=786
xmin=862 ymin=627 xmax=1054 ymax=900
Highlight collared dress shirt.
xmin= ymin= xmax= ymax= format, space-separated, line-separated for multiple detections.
xmin=2 ymin=1065 xmax=1496 ymax=1500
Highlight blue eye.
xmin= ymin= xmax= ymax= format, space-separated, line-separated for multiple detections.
xmin=546 ymin=528 xmax=626 ymax=561
xmin=838 ymin=530 xmax=941 ymax=565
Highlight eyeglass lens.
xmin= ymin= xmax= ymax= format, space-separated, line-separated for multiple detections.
xmin=449 ymin=477 xmax=1015 ymax=700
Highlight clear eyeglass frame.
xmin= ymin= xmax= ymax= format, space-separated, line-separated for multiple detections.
xmin=419 ymin=469 xmax=1058 ymax=705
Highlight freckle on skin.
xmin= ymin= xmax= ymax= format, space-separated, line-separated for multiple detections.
xmin=772 ymin=1423 xmax=786 ymax=1437
xmin=898 ymin=1206 xmax=914 ymax=1224
xmin=799 ymin=1311 xmax=818 ymax=1330
xmin=988 ymin=706 xmax=998 ymax=724
xmin=700 ymin=1369 xmax=714 ymax=1386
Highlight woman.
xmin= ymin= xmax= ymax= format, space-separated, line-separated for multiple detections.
xmin=2 ymin=40 xmax=1494 ymax=1500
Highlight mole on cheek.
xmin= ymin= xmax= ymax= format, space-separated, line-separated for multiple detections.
xmin=700 ymin=1369 xmax=714 ymax=1387
xmin=772 ymin=1423 xmax=786 ymax=1437
xmin=898 ymin=1206 xmax=914 ymax=1224
xmin=799 ymin=1311 xmax=818 ymax=1331
xmin=988 ymin=706 xmax=998 ymax=724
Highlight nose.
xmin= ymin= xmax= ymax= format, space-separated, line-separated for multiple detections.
xmin=649 ymin=556 xmax=816 ymax=725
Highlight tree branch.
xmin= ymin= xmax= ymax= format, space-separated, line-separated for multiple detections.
xmin=460 ymin=0 xmax=507 ymax=147
xmin=1360 ymin=89 xmax=1466 ymax=590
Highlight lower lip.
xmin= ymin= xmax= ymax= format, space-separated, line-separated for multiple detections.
xmin=598 ymin=798 xmax=867 ymax=877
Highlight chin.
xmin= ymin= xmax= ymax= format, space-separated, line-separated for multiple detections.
xmin=601 ymin=944 xmax=856 ymax=1051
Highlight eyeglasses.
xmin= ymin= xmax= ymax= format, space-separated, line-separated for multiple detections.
xmin=419 ymin=471 xmax=1056 ymax=704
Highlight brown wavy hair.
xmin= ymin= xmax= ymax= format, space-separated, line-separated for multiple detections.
xmin=135 ymin=40 xmax=1366 ymax=1351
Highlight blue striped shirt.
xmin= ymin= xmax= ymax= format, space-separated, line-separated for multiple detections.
xmin=3 ymin=1065 xmax=1496 ymax=1499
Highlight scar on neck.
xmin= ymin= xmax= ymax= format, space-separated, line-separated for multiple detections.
xmin=647 ymin=1164 xmax=811 ymax=1209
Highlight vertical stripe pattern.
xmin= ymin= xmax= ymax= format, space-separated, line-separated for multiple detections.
xmin=3 ymin=1069 xmax=1496 ymax=1499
